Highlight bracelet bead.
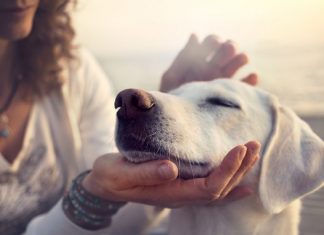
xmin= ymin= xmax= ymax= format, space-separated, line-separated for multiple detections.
xmin=63 ymin=170 xmax=126 ymax=230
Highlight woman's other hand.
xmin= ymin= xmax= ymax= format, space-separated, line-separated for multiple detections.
xmin=160 ymin=34 xmax=258 ymax=92
xmin=82 ymin=141 xmax=260 ymax=208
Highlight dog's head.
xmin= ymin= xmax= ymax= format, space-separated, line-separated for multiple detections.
xmin=115 ymin=79 xmax=324 ymax=213
xmin=115 ymin=80 xmax=273 ymax=177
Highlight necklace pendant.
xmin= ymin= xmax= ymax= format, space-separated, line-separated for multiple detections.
xmin=0 ymin=114 xmax=10 ymax=138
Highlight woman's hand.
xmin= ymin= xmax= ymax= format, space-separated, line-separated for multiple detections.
xmin=82 ymin=141 xmax=260 ymax=208
xmin=160 ymin=34 xmax=258 ymax=92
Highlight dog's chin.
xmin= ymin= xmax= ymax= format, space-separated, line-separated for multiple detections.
xmin=120 ymin=150 xmax=212 ymax=179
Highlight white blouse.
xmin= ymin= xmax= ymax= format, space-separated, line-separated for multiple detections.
xmin=0 ymin=49 xmax=164 ymax=235
xmin=0 ymin=48 xmax=120 ymax=235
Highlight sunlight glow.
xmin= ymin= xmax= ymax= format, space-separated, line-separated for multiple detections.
xmin=74 ymin=0 xmax=324 ymax=55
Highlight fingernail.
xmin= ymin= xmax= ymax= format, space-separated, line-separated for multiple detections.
xmin=158 ymin=163 xmax=176 ymax=180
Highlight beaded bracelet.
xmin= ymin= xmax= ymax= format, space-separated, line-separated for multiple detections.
xmin=63 ymin=170 xmax=126 ymax=230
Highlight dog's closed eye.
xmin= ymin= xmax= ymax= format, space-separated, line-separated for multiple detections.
xmin=205 ymin=97 xmax=241 ymax=109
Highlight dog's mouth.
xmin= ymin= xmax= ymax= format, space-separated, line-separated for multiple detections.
xmin=117 ymin=134 xmax=212 ymax=179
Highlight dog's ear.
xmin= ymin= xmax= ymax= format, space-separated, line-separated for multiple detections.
xmin=259 ymin=99 xmax=324 ymax=214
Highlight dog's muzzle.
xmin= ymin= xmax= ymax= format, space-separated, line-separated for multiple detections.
xmin=114 ymin=88 xmax=212 ymax=179
xmin=114 ymin=88 xmax=163 ymax=154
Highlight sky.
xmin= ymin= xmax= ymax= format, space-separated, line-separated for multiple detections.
xmin=73 ymin=0 xmax=324 ymax=56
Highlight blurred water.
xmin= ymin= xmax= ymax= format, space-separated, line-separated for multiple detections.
xmin=95 ymin=44 xmax=324 ymax=116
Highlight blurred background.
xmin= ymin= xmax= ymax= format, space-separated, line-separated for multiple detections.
xmin=73 ymin=0 xmax=324 ymax=234
xmin=73 ymin=0 xmax=324 ymax=116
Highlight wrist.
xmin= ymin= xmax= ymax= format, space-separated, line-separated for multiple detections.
xmin=82 ymin=171 xmax=126 ymax=203
xmin=82 ymin=172 xmax=107 ymax=199
xmin=63 ymin=171 xmax=126 ymax=230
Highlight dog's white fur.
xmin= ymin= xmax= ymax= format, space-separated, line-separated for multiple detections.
xmin=112 ymin=79 xmax=324 ymax=235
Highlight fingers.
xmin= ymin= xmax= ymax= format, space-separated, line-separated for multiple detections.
xmin=221 ymin=53 xmax=248 ymax=77
xmin=184 ymin=34 xmax=199 ymax=52
xmin=209 ymin=41 xmax=236 ymax=68
xmin=122 ymin=146 xmax=249 ymax=206
xmin=204 ymin=145 xmax=248 ymax=195
xmin=108 ymin=141 xmax=260 ymax=207
xmin=93 ymin=154 xmax=178 ymax=191
xmin=182 ymin=141 xmax=259 ymax=204
xmin=219 ymin=141 xmax=260 ymax=198
xmin=200 ymin=35 xmax=221 ymax=60
xmin=160 ymin=34 xmax=199 ymax=92
xmin=179 ymin=34 xmax=199 ymax=62
xmin=241 ymin=73 xmax=259 ymax=86
xmin=164 ymin=34 xmax=199 ymax=78
xmin=161 ymin=34 xmax=256 ymax=92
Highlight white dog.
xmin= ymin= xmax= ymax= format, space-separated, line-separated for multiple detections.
xmin=112 ymin=79 xmax=324 ymax=235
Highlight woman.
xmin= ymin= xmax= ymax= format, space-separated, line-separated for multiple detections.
xmin=0 ymin=0 xmax=260 ymax=234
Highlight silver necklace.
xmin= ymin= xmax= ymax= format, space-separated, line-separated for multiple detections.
xmin=0 ymin=78 xmax=20 ymax=138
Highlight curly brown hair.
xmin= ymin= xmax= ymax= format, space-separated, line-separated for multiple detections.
xmin=17 ymin=0 xmax=77 ymax=97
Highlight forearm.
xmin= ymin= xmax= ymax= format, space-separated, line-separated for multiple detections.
xmin=24 ymin=199 xmax=156 ymax=235
xmin=63 ymin=171 xmax=126 ymax=231
xmin=24 ymin=171 xmax=125 ymax=235
xmin=23 ymin=199 xmax=107 ymax=235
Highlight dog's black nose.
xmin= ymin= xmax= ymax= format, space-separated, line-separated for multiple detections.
xmin=115 ymin=89 xmax=155 ymax=119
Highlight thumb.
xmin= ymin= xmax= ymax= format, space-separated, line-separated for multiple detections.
xmin=119 ymin=159 xmax=179 ymax=187
xmin=108 ymin=158 xmax=178 ymax=189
